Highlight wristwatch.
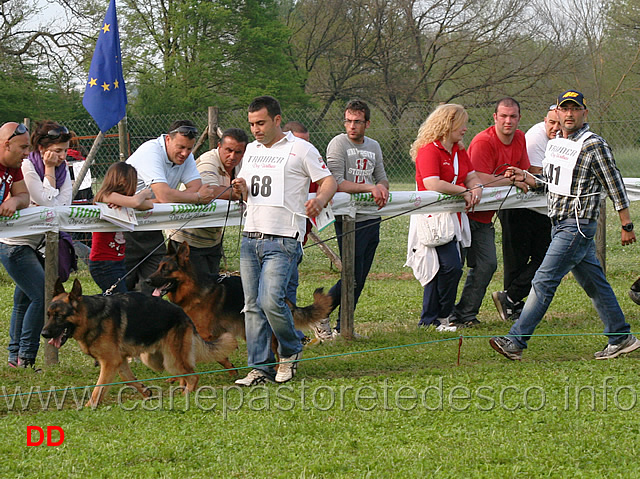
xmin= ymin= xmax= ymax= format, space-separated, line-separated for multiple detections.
xmin=622 ymin=222 xmax=634 ymax=232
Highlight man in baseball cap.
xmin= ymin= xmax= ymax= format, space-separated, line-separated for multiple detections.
xmin=490 ymin=89 xmax=638 ymax=362
xmin=557 ymin=89 xmax=587 ymax=109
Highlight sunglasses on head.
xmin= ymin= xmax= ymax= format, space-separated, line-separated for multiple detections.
xmin=46 ymin=126 xmax=70 ymax=140
xmin=8 ymin=123 xmax=28 ymax=140
xmin=169 ymin=125 xmax=198 ymax=139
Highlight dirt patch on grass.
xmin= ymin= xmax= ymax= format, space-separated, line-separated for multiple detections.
xmin=370 ymin=272 xmax=414 ymax=280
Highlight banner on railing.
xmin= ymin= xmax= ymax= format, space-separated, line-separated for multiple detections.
xmin=1 ymin=179 xmax=639 ymax=239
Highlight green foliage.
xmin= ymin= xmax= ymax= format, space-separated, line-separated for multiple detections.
xmin=0 ymin=69 xmax=90 ymax=124
xmin=125 ymin=0 xmax=308 ymax=115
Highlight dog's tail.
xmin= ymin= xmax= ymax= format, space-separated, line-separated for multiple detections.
xmin=193 ymin=332 xmax=238 ymax=364
xmin=290 ymin=288 xmax=334 ymax=329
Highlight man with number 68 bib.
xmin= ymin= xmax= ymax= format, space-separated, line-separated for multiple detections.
xmin=490 ymin=90 xmax=638 ymax=361
xmin=231 ymin=96 xmax=337 ymax=386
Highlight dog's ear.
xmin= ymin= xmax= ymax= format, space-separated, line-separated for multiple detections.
xmin=69 ymin=278 xmax=82 ymax=301
xmin=53 ymin=277 xmax=66 ymax=297
xmin=166 ymin=240 xmax=176 ymax=255
xmin=177 ymin=241 xmax=191 ymax=266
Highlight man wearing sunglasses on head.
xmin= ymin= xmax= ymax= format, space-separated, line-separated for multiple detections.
xmin=0 ymin=123 xmax=30 ymax=217
xmin=125 ymin=120 xmax=217 ymax=293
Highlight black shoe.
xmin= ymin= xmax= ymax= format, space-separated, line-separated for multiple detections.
xmin=449 ymin=315 xmax=481 ymax=328
xmin=630 ymin=290 xmax=640 ymax=306
xmin=492 ymin=291 xmax=519 ymax=321
xmin=490 ymin=336 xmax=523 ymax=361
xmin=18 ymin=357 xmax=42 ymax=373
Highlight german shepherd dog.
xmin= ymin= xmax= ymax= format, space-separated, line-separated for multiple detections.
xmin=147 ymin=241 xmax=333 ymax=373
xmin=42 ymin=278 xmax=237 ymax=407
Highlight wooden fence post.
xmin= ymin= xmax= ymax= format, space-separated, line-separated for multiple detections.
xmin=208 ymin=106 xmax=219 ymax=150
xmin=340 ymin=216 xmax=355 ymax=339
xmin=43 ymin=231 xmax=59 ymax=365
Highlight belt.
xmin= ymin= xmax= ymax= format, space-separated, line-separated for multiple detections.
xmin=243 ymin=232 xmax=299 ymax=240
xmin=551 ymin=218 xmax=593 ymax=226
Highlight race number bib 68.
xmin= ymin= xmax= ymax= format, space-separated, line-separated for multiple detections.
xmin=241 ymin=144 xmax=292 ymax=207
xmin=250 ymin=175 xmax=273 ymax=198
xmin=542 ymin=133 xmax=593 ymax=196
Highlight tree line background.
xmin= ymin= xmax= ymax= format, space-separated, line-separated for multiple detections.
xmin=4 ymin=0 xmax=640 ymax=180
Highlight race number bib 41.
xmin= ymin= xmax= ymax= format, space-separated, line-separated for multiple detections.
xmin=542 ymin=132 xmax=593 ymax=196
xmin=241 ymin=144 xmax=292 ymax=207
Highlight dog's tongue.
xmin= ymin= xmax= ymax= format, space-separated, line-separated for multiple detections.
xmin=48 ymin=335 xmax=63 ymax=349
xmin=152 ymin=288 xmax=163 ymax=297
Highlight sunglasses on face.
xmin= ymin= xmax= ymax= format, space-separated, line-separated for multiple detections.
xmin=169 ymin=126 xmax=198 ymax=139
xmin=46 ymin=126 xmax=70 ymax=140
xmin=8 ymin=123 xmax=28 ymax=140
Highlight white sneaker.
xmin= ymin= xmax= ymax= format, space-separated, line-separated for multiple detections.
xmin=594 ymin=335 xmax=640 ymax=359
xmin=275 ymin=351 xmax=302 ymax=383
xmin=235 ymin=369 xmax=274 ymax=387
xmin=312 ymin=318 xmax=334 ymax=341
xmin=435 ymin=317 xmax=458 ymax=332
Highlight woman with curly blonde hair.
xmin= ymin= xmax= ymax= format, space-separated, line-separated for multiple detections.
xmin=407 ymin=104 xmax=483 ymax=330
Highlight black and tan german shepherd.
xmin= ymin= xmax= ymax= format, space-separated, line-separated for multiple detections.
xmin=147 ymin=241 xmax=333 ymax=373
xmin=42 ymin=278 xmax=237 ymax=408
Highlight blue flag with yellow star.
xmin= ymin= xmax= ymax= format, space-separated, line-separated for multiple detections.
xmin=82 ymin=0 xmax=127 ymax=132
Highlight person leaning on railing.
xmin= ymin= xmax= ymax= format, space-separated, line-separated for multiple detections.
xmin=405 ymin=104 xmax=483 ymax=332
xmin=0 ymin=121 xmax=72 ymax=372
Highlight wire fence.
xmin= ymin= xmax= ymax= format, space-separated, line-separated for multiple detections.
xmin=63 ymin=99 xmax=640 ymax=188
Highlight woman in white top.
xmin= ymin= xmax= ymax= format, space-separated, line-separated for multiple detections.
xmin=0 ymin=121 xmax=72 ymax=371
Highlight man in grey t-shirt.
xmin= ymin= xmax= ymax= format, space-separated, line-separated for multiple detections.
xmin=314 ymin=99 xmax=389 ymax=340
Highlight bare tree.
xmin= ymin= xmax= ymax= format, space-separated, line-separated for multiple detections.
xmin=286 ymin=0 xmax=573 ymax=141
xmin=285 ymin=0 xmax=382 ymax=125
xmin=1 ymin=0 xmax=90 ymax=72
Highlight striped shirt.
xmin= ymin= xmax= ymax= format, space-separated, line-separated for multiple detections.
xmin=547 ymin=123 xmax=629 ymax=221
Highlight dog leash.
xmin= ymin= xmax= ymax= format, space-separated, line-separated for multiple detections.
xmin=104 ymin=186 xmax=236 ymax=296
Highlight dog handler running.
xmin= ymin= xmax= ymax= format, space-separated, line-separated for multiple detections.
xmin=490 ymin=90 xmax=638 ymax=361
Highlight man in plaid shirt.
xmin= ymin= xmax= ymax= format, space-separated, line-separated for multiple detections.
xmin=490 ymin=89 xmax=638 ymax=361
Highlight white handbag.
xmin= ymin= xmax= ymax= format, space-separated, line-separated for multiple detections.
xmin=416 ymin=212 xmax=456 ymax=247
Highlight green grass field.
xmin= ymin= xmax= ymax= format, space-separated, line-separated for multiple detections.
xmin=1 ymin=198 xmax=639 ymax=478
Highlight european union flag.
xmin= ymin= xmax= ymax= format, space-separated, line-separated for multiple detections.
xmin=82 ymin=0 xmax=127 ymax=132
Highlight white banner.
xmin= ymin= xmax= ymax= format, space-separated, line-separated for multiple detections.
xmin=0 ymin=179 xmax=638 ymax=239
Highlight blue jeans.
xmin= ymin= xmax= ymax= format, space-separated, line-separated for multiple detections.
xmin=509 ymin=219 xmax=630 ymax=349
xmin=453 ymin=219 xmax=497 ymax=321
xmin=0 ymin=243 xmax=45 ymax=361
xmin=419 ymin=240 xmax=463 ymax=326
xmin=89 ymin=259 xmax=128 ymax=294
xmin=240 ymin=236 xmax=303 ymax=376
xmin=329 ymin=217 xmax=381 ymax=331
